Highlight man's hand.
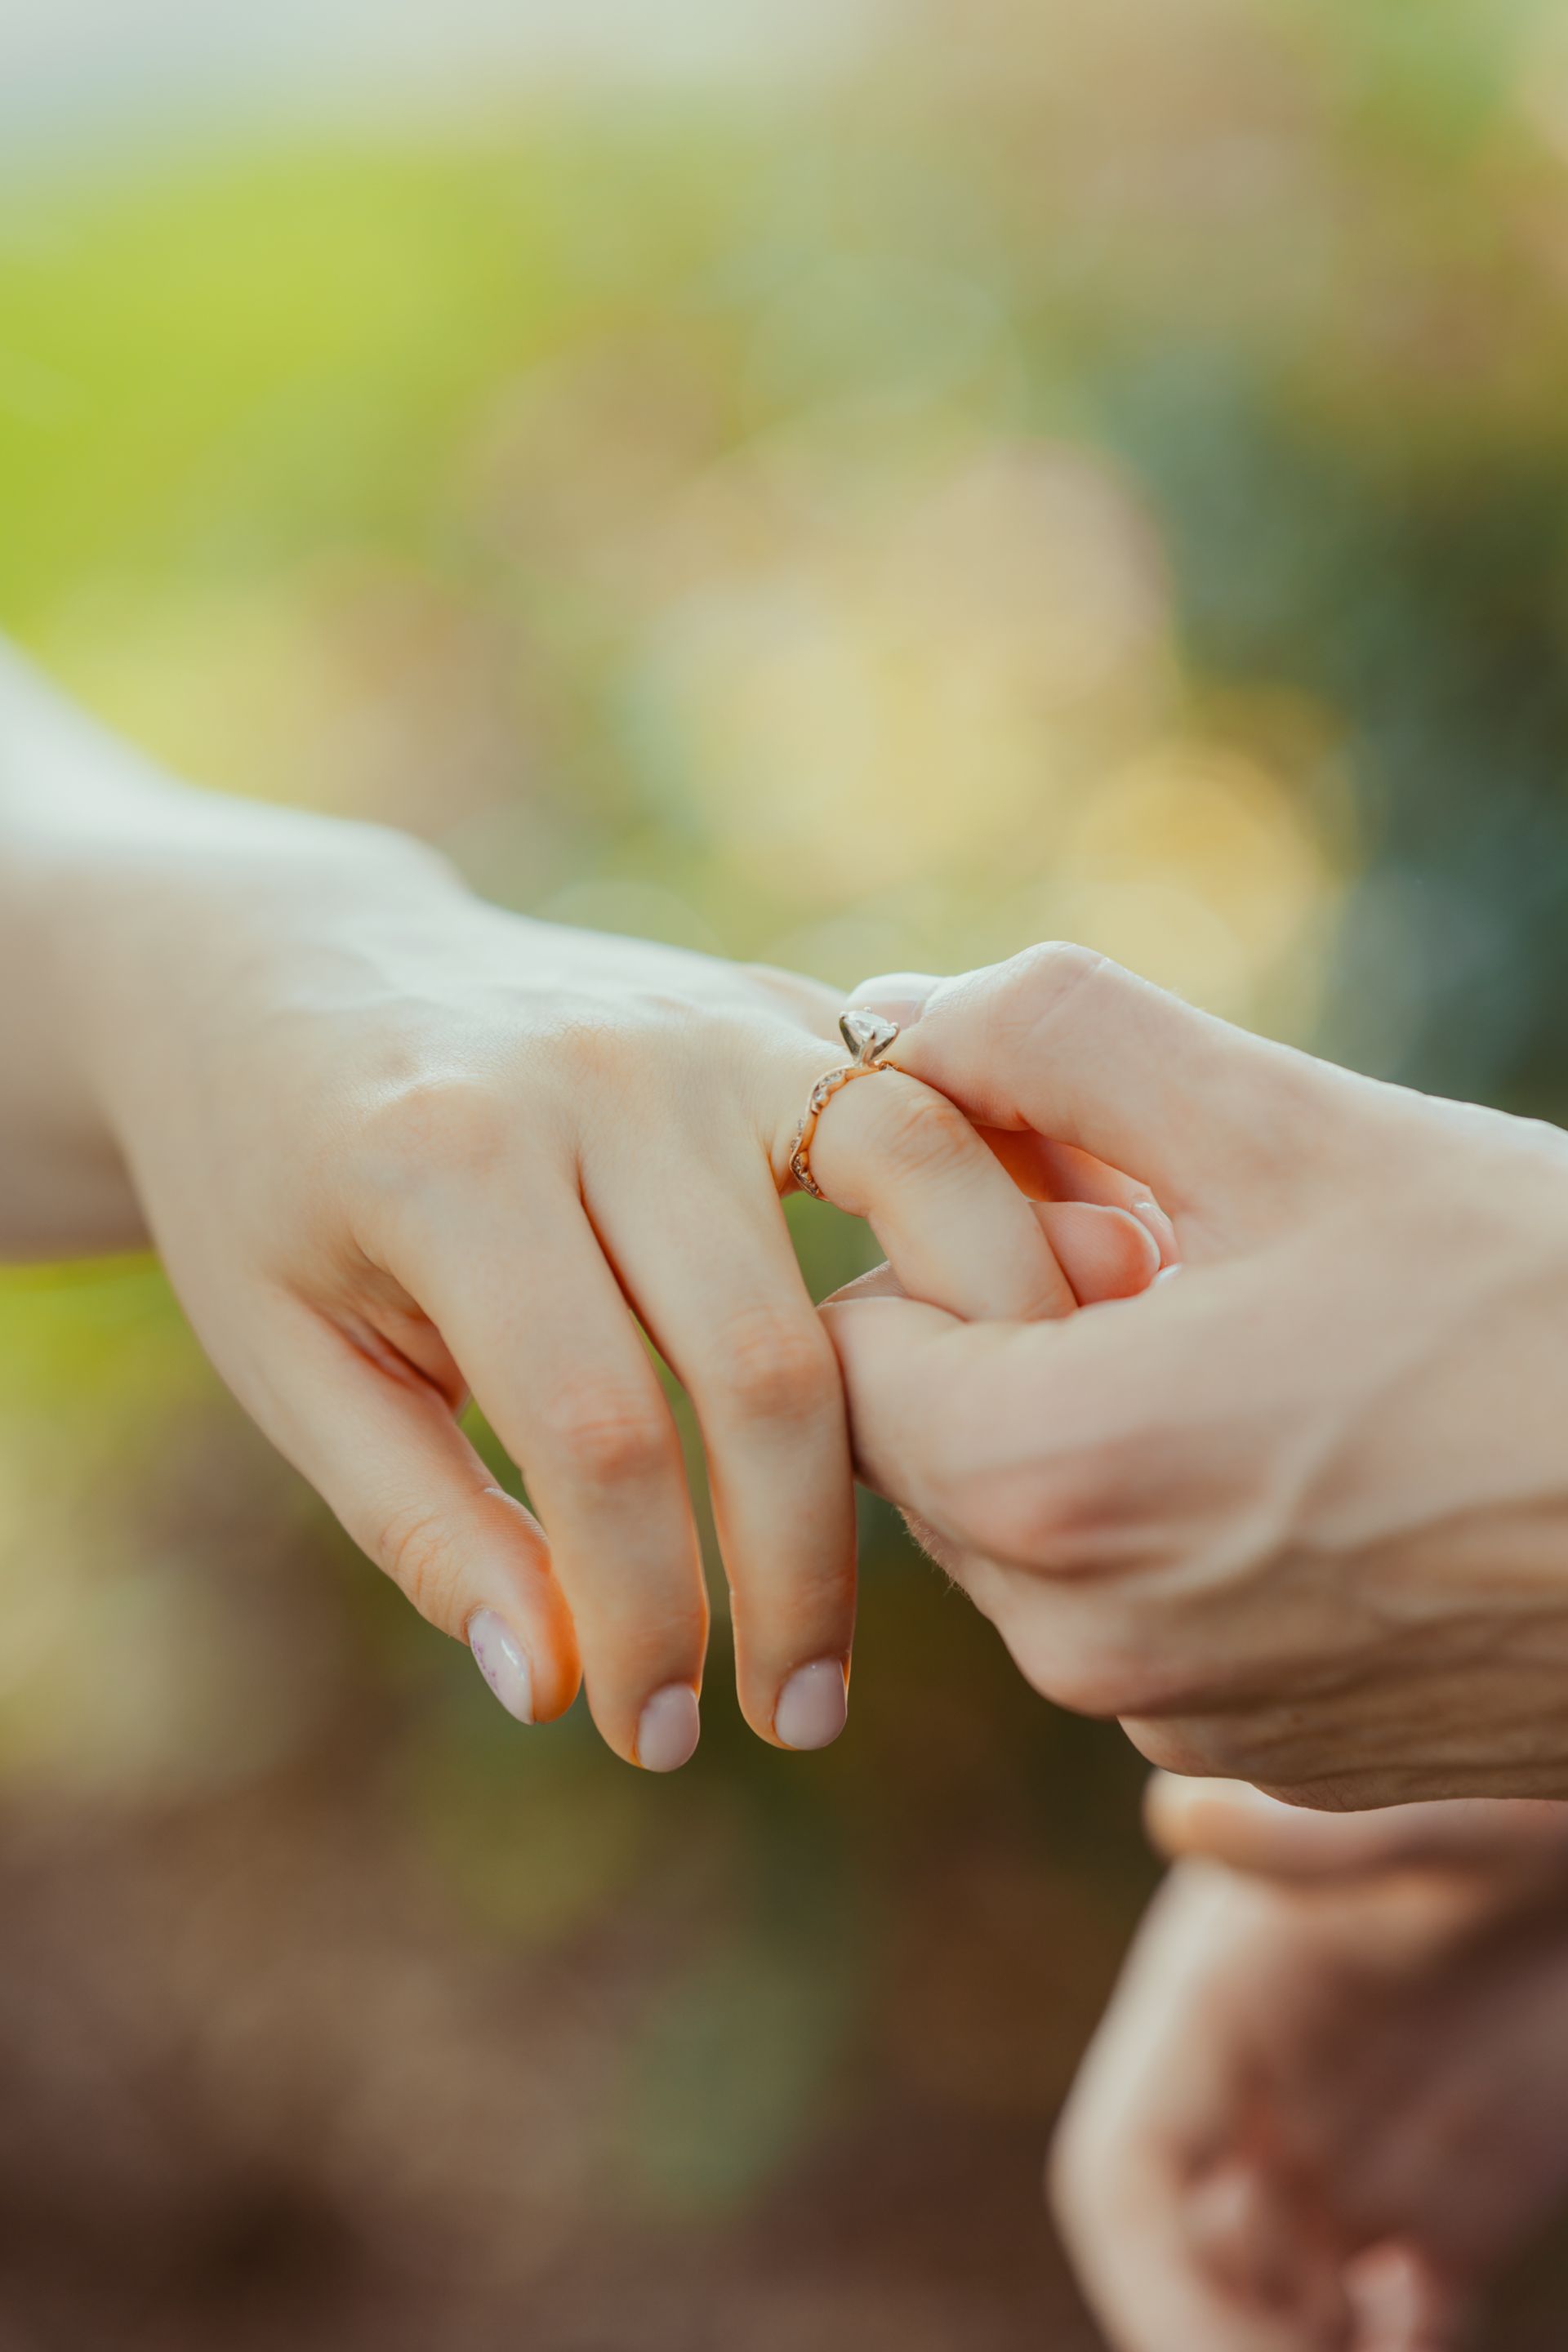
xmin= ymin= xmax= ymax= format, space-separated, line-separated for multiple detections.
xmin=825 ymin=946 xmax=1568 ymax=1807
xmin=1052 ymin=1779 xmax=1568 ymax=2352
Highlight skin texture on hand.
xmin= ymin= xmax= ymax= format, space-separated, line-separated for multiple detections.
xmin=1053 ymin=1777 xmax=1568 ymax=2352
xmin=2 ymin=653 xmax=1165 ymax=1771
xmin=826 ymin=944 xmax=1568 ymax=1808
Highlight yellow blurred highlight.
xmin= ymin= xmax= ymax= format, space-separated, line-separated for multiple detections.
xmin=1052 ymin=743 xmax=1334 ymax=1017
xmin=635 ymin=442 xmax=1173 ymax=906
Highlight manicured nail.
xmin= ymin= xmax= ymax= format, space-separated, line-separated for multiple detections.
xmin=468 ymin=1609 xmax=534 ymax=1724
xmin=849 ymin=971 xmax=940 ymax=1031
xmin=775 ymin=1659 xmax=849 ymax=1752
xmin=1130 ymin=1198 xmax=1179 ymax=1260
xmin=636 ymin=1683 xmax=701 ymax=1772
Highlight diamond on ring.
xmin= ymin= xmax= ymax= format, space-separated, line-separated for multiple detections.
xmin=787 ymin=1011 xmax=902 ymax=1201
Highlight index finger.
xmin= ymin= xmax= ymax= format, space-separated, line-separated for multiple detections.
xmin=821 ymin=1290 xmax=1079 ymax=1545
xmin=980 ymin=1131 xmax=1180 ymax=1267
xmin=850 ymin=946 xmax=1314 ymax=1215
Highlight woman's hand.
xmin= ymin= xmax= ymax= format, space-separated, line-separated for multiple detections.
xmin=1053 ymin=1778 xmax=1568 ymax=2352
xmin=3 ymin=672 xmax=1160 ymax=1771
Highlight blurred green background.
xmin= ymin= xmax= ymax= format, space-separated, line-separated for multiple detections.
xmin=6 ymin=0 xmax=1568 ymax=2342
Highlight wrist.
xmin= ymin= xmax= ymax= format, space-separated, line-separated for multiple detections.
xmin=14 ymin=773 xmax=459 ymax=1261
xmin=62 ymin=800 xmax=463 ymax=1125
xmin=0 ymin=643 xmax=466 ymax=1256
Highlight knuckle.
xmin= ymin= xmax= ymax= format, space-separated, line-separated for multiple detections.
xmin=996 ymin=940 xmax=1111 ymax=1029
xmin=373 ymin=1499 xmax=467 ymax=1631
xmin=710 ymin=1307 xmax=838 ymax=1425
xmin=540 ymin=1383 xmax=674 ymax=1488
xmin=985 ymin=942 xmax=1118 ymax=1078
xmin=545 ymin=1011 xmax=635 ymax=1085
xmin=871 ymin=1077 xmax=981 ymax=1182
xmin=359 ymin=1071 xmax=510 ymax=1187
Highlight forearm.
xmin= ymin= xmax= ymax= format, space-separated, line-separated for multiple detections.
xmin=0 ymin=642 xmax=451 ymax=1258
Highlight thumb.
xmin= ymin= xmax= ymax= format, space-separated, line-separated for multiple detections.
xmin=823 ymin=1254 xmax=1263 ymax=1607
xmin=851 ymin=945 xmax=1326 ymax=1215
xmin=822 ymin=1278 xmax=1169 ymax=1573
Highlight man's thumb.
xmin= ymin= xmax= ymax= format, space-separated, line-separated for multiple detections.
xmin=854 ymin=944 xmax=1319 ymax=1214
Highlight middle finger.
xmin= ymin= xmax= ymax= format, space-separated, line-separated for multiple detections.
xmin=586 ymin=1152 xmax=856 ymax=1750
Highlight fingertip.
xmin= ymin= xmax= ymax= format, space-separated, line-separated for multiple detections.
xmin=1142 ymin=1767 xmax=1198 ymax=1854
xmin=1129 ymin=1196 xmax=1181 ymax=1267
xmin=526 ymin=1638 xmax=583 ymax=1724
xmin=821 ymin=1260 xmax=908 ymax=1308
xmin=1143 ymin=1773 xmax=1310 ymax=1868
xmin=845 ymin=970 xmax=942 ymax=1030
xmin=774 ymin=1657 xmax=849 ymax=1751
xmin=1035 ymin=1200 xmax=1161 ymax=1306
xmin=1346 ymin=2240 xmax=1468 ymax=2352
xmin=819 ymin=1288 xmax=961 ymax=1335
xmin=465 ymin=1590 xmax=581 ymax=1726
xmin=470 ymin=1481 xmax=582 ymax=1721
xmin=635 ymin=1682 xmax=702 ymax=1772
xmin=467 ymin=1608 xmax=536 ymax=1722
xmin=817 ymin=1290 xmax=964 ymax=1381
xmin=1183 ymin=2158 xmax=1348 ymax=2332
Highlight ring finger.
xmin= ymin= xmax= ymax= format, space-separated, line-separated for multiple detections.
xmin=781 ymin=1049 xmax=1079 ymax=1321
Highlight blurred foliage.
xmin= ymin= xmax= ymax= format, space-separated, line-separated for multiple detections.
xmin=6 ymin=0 xmax=1568 ymax=2341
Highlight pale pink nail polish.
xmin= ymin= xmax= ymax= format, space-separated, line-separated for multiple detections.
xmin=1130 ymin=1198 xmax=1179 ymax=1260
xmin=468 ymin=1609 xmax=534 ymax=1724
xmin=850 ymin=991 xmax=930 ymax=1030
xmin=848 ymin=971 xmax=939 ymax=1030
xmin=637 ymin=1683 xmax=701 ymax=1772
xmin=775 ymin=1659 xmax=849 ymax=1752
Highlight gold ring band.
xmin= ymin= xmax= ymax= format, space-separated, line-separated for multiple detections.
xmin=788 ymin=1011 xmax=902 ymax=1201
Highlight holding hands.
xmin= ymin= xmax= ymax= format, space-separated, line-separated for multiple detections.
xmin=829 ymin=946 xmax=1568 ymax=1809
xmin=18 ymin=630 xmax=1568 ymax=1820
xmin=18 ymin=649 xmax=1568 ymax=2346
xmin=17 ymin=630 xmax=1568 ymax=1813
xmin=4 ymin=653 xmax=1161 ymax=1770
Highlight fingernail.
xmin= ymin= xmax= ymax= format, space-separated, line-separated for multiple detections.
xmin=849 ymin=971 xmax=940 ymax=1031
xmin=636 ymin=1683 xmax=701 ymax=1773
xmin=1130 ymin=1198 xmax=1179 ymax=1259
xmin=775 ymin=1659 xmax=849 ymax=1751
xmin=467 ymin=1609 xmax=534 ymax=1725
xmin=1153 ymin=1263 xmax=1183 ymax=1285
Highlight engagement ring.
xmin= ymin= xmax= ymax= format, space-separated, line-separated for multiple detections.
xmin=787 ymin=1010 xmax=901 ymax=1200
